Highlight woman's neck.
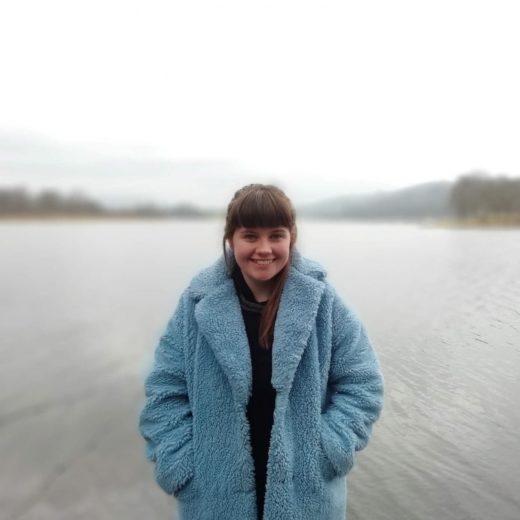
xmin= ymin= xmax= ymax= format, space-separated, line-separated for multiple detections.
xmin=241 ymin=272 xmax=273 ymax=303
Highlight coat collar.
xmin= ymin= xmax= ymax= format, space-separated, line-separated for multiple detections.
xmin=188 ymin=250 xmax=327 ymax=407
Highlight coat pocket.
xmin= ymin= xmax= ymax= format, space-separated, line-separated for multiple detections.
xmin=154 ymin=444 xmax=196 ymax=498
xmin=318 ymin=435 xmax=338 ymax=481
xmin=318 ymin=416 xmax=356 ymax=480
xmin=173 ymin=473 xmax=197 ymax=501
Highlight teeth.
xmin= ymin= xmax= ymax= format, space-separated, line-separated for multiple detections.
xmin=253 ymin=259 xmax=273 ymax=265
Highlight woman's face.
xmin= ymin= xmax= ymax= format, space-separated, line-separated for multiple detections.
xmin=230 ymin=226 xmax=292 ymax=296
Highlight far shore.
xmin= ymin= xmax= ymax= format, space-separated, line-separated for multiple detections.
xmin=2 ymin=213 xmax=520 ymax=228
xmin=0 ymin=213 xmax=217 ymax=222
xmin=431 ymin=215 xmax=520 ymax=229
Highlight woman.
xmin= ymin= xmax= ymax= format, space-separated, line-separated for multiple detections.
xmin=139 ymin=184 xmax=384 ymax=520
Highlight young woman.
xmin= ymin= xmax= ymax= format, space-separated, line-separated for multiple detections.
xmin=139 ymin=184 xmax=384 ymax=520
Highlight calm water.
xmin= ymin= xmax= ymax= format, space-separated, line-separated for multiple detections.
xmin=1 ymin=220 xmax=519 ymax=520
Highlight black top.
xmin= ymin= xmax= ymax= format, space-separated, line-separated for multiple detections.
xmin=232 ymin=268 xmax=276 ymax=520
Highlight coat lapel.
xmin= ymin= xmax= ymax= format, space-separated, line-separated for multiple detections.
xmin=194 ymin=277 xmax=252 ymax=408
xmin=271 ymin=267 xmax=325 ymax=393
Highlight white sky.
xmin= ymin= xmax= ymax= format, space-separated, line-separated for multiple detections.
xmin=1 ymin=0 xmax=519 ymax=207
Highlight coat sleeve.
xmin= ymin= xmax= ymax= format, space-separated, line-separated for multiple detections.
xmin=138 ymin=295 xmax=194 ymax=496
xmin=320 ymin=290 xmax=384 ymax=478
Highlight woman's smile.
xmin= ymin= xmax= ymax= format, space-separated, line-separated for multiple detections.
xmin=251 ymin=258 xmax=275 ymax=265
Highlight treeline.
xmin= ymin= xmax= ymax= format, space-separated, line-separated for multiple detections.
xmin=0 ymin=187 xmax=211 ymax=218
xmin=450 ymin=173 xmax=520 ymax=218
xmin=0 ymin=187 xmax=104 ymax=215
xmin=2 ymin=173 xmax=519 ymax=221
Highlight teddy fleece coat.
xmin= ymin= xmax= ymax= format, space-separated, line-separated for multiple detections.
xmin=139 ymin=252 xmax=384 ymax=520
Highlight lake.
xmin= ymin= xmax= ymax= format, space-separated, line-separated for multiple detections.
xmin=1 ymin=219 xmax=519 ymax=520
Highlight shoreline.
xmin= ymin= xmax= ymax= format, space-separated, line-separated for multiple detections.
xmin=431 ymin=215 xmax=520 ymax=229
xmin=1 ymin=214 xmax=520 ymax=228
xmin=0 ymin=214 xmax=213 ymax=223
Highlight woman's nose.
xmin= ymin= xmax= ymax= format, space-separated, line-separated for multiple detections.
xmin=256 ymin=237 xmax=272 ymax=254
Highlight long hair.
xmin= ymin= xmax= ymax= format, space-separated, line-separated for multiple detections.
xmin=223 ymin=184 xmax=297 ymax=349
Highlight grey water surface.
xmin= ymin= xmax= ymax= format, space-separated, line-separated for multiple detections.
xmin=1 ymin=220 xmax=519 ymax=520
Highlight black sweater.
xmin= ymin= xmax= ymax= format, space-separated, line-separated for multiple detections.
xmin=232 ymin=268 xmax=276 ymax=520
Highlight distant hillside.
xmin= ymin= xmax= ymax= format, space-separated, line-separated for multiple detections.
xmin=298 ymin=181 xmax=454 ymax=220
xmin=3 ymin=174 xmax=518 ymax=223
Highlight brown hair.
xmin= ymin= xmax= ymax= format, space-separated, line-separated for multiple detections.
xmin=223 ymin=184 xmax=297 ymax=349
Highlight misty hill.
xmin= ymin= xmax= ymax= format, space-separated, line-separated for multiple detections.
xmin=298 ymin=181 xmax=454 ymax=220
xmin=2 ymin=174 xmax=518 ymax=222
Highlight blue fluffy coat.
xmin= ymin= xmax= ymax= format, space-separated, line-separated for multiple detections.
xmin=139 ymin=252 xmax=384 ymax=519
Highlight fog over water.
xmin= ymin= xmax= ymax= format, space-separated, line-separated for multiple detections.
xmin=1 ymin=220 xmax=519 ymax=520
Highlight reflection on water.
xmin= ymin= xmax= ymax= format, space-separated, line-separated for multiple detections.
xmin=1 ymin=220 xmax=519 ymax=520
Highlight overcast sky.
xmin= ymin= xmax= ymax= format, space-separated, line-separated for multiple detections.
xmin=1 ymin=0 xmax=519 ymax=207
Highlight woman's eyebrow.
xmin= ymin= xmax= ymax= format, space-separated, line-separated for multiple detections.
xmin=241 ymin=227 xmax=287 ymax=233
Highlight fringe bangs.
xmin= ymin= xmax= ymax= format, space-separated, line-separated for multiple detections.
xmin=232 ymin=189 xmax=294 ymax=230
